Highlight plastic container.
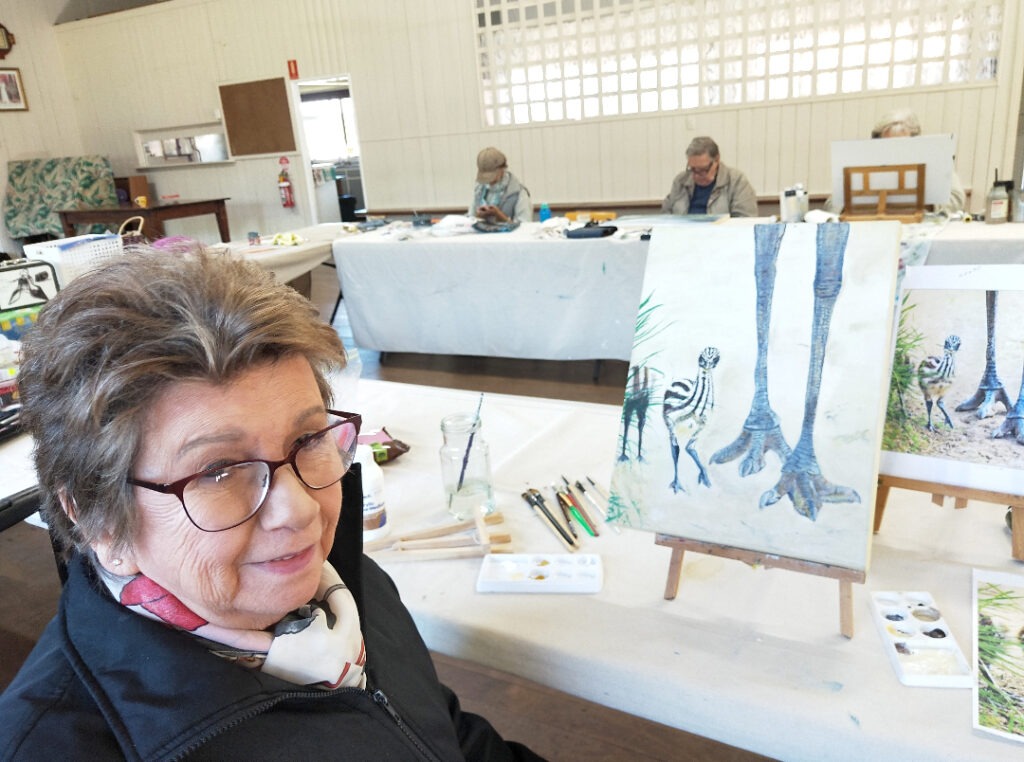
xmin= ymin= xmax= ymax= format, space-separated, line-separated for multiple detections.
xmin=439 ymin=412 xmax=496 ymax=521
xmin=986 ymin=171 xmax=1008 ymax=224
xmin=23 ymin=233 xmax=124 ymax=288
xmin=538 ymin=202 xmax=551 ymax=222
xmin=355 ymin=444 xmax=389 ymax=541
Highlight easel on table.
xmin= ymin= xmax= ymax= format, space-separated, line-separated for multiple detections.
xmin=655 ymin=534 xmax=864 ymax=638
xmin=840 ymin=164 xmax=926 ymax=223
xmin=875 ymin=474 xmax=1024 ymax=560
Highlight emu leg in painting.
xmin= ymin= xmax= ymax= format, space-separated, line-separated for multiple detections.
xmin=955 ymin=290 xmax=1011 ymax=419
xmin=992 ymin=358 xmax=1024 ymax=445
xmin=711 ymin=224 xmax=792 ymax=476
xmin=761 ymin=223 xmax=860 ymax=520
xmin=619 ymin=366 xmax=652 ymax=461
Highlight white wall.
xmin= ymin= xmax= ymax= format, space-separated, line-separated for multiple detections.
xmin=0 ymin=0 xmax=85 ymax=253
xmin=4 ymin=0 xmax=1024 ymax=252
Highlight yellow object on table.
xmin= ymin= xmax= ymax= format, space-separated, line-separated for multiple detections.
xmin=565 ymin=211 xmax=617 ymax=222
xmin=271 ymin=232 xmax=305 ymax=246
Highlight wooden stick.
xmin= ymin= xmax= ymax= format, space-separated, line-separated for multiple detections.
xmin=391 ymin=532 xmax=512 ymax=551
xmin=364 ymin=512 xmax=505 ymax=551
xmin=372 ymin=545 xmax=492 ymax=563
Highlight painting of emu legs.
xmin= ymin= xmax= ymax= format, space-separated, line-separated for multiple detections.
xmin=761 ymin=223 xmax=861 ymax=520
xmin=956 ymin=290 xmax=1011 ymax=419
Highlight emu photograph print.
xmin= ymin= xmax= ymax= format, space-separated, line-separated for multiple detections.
xmin=609 ymin=222 xmax=899 ymax=572
xmin=881 ymin=265 xmax=1024 ymax=495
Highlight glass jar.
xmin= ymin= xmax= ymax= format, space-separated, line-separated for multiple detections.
xmin=439 ymin=413 xmax=496 ymax=521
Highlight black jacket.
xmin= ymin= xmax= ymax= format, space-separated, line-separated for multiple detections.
xmin=0 ymin=469 xmax=540 ymax=761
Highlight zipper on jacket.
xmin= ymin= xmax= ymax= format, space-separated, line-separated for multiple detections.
xmin=371 ymin=688 xmax=444 ymax=762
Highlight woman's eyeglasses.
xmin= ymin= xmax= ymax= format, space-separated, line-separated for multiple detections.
xmin=127 ymin=410 xmax=362 ymax=532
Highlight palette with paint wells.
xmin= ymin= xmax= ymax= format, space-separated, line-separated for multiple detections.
xmin=870 ymin=591 xmax=972 ymax=688
xmin=476 ymin=553 xmax=603 ymax=594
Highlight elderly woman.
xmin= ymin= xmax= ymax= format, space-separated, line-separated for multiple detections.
xmin=824 ymin=108 xmax=966 ymax=215
xmin=0 ymin=249 xmax=538 ymax=760
xmin=470 ymin=147 xmax=533 ymax=224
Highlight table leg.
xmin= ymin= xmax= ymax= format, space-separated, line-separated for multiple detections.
xmin=214 ymin=202 xmax=231 ymax=242
xmin=58 ymin=213 xmax=76 ymax=238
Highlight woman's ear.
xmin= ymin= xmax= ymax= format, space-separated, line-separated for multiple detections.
xmin=60 ymin=490 xmax=140 ymax=575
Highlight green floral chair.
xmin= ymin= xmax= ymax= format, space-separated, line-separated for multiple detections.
xmin=3 ymin=155 xmax=118 ymax=239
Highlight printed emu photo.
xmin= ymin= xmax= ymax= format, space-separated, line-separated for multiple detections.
xmin=880 ymin=265 xmax=1024 ymax=495
xmin=973 ymin=568 xmax=1024 ymax=744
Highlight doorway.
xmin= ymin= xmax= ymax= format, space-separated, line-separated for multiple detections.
xmin=297 ymin=75 xmax=365 ymax=223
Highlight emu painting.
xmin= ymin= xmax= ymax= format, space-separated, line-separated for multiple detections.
xmin=609 ymin=222 xmax=899 ymax=572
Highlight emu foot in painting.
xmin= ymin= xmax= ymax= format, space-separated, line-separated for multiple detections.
xmin=668 ymin=477 xmax=687 ymax=495
xmin=955 ymin=385 xmax=1011 ymax=419
xmin=760 ymin=471 xmax=861 ymax=521
xmin=992 ymin=412 xmax=1024 ymax=445
xmin=710 ymin=425 xmax=791 ymax=478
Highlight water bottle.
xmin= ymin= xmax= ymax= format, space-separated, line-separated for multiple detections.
xmin=538 ymin=202 xmax=551 ymax=222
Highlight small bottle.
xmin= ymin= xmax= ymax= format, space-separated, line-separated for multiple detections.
xmin=986 ymin=170 xmax=1008 ymax=224
xmin=538 ymin=202 xmax=551 ymax=222
xmin=439 ymin=413 xmax=496 ymax=521
xmin=355 ymin=445 xmax=389 ymax=541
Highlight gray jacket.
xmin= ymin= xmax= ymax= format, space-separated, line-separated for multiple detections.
xmin=661 ymin=162 xmax=758 ymax=217
xmin=470 ymin=172 xmax=533 ymax=222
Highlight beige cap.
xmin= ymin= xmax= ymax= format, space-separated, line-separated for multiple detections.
xmin=476 ymin=147 xmax=507 ymax=184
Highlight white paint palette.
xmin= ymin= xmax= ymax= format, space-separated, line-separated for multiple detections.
xmin=476 ymin=553 xmax=603 ymax=594
xmin=870 ymin=591 xmax=972 ymax=688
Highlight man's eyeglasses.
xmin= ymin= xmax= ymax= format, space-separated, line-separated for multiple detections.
xmin=128 ymin=410 xmax=362 ymax=532
xmin=688 ymin=158 xmax=717 ymax=176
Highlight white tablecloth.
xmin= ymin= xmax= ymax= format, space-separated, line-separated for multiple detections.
xmin=331 ymin=223 xmax=648 ymax=360
xmin=223 ymin=223 xmax=347 ymax=284
xmin=352 ymin=378 xmax=1022 ymax=762
xmin=926 ymin=221 xmax=1024 ymax=265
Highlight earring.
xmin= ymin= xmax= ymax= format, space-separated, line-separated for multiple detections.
xmin=112 ymin=558 xmax=123 ymax=567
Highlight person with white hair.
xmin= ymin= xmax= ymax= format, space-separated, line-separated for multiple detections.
xmin=825 ymin=108 xmax=966 ymax=214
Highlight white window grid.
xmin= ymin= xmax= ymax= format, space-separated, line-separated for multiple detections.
xmin=474 ymin=0 xmax=1003 ymax=127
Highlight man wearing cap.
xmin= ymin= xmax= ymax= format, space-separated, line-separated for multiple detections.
xmin=471 ymin=147 xmax=533 ymax=223
xmin=661 ymin=136 xmax=758 ymax=217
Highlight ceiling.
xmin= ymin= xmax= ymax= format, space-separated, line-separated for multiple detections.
xmin=56 ymin=0 xmax=170 ymax=25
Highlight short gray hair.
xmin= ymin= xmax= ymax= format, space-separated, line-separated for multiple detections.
xmin=686 ymin=136 xmax=720 ymax=159
xmin=18 ymin=246 xmax=347 ymax=562
xmin=871 ymin=108 xmax=922 ymax=138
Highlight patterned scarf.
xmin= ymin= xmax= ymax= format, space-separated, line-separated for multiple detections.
xmin=473 ymin=172 xmax=511 ymax=211
xmin=101 ymin=561 xmax=366 ymax=690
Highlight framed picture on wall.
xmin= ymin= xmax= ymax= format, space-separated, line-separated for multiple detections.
xmin=0 ymin=67 xmax=27 ymax=111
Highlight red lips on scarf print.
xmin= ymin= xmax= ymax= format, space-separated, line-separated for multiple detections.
xmin=120 ymin=575 xmax=208 ymax=631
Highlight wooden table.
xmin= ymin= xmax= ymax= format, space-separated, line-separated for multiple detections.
xmin=57 ymin=198 xmax=231 ymax=242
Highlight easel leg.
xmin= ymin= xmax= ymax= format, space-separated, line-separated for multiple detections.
xmin=839 ymin=579 xmax=854 ymax=639
xmin=874 ymin=482 xmax=891 ymax=533
xmin=1012 ymin=506 xmax=1024 ymax=562
xmin=664 ymin=548 xmax=685 ymax=600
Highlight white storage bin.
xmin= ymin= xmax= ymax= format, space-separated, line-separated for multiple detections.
xmin=23 ymin=234 xmax=123 ymax=288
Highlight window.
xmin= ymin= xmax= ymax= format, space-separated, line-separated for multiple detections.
xmin=474 ymin=0 xmax=1003 ymax=126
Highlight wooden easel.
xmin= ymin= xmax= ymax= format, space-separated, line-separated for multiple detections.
xmin=840 ymin=163 xmax=926 ymax=223
xmin=875 ymin=474 xmax=1024 ymax=560
xmin=655 ymin=534 xmax=864 ymax=638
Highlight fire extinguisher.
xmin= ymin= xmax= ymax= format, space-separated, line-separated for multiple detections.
xmin=278 ymin=168 xmax=295 ymax=208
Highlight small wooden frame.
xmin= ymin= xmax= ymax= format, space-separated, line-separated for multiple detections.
xmin=655 ymin=534 xmax=864 ymax=638
xmin=875 ymin=474 xmax=1024 ymax=560
xmin=840 ymin=163 xmax=926 ymax=223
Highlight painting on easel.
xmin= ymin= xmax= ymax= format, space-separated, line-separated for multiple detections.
xmin=880 ymin=265 xmax=1024 ymax=494
xmin=973 ymin=568 xmax=1024 ymax=745
xmin=609 ymin=222 xmax=899 ymax=572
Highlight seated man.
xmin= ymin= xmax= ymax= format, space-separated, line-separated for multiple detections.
xmin=661 ymin=137 xmax=758 ymax=217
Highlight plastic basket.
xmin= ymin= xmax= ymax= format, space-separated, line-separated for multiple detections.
xmin=23 ymin=234 xmax=124 ymax=288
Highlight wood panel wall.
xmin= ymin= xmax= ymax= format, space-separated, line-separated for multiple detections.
xmin=2 ymin=0 xmax=1022 ymax=251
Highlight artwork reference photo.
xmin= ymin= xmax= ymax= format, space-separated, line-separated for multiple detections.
xmin=880 ymin=265 xmax=1024 ymax=495
xmin=609 ymin=222 xmax=900 ymax=572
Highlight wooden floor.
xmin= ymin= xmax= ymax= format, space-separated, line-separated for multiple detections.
xmin=0 ymin=265 xmax=774 ymax=761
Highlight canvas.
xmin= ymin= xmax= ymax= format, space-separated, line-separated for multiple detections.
xmin=880 ymin=265 xmax=1024 ymax=494
xmin=609 ymin=222 xmax=899 ymax=572
xmin=973 ymin=568 xmax=1024 ymax=744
